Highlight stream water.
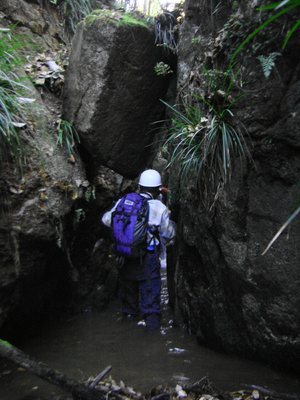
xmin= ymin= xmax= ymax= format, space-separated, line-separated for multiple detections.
xmin=0 ymin=272 xmax=299 ymax=400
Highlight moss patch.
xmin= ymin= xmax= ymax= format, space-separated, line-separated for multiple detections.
xmin=84 ymin=9 xmax=150 ymax=29
xmin=0 ymin=339 xmax=12 ymax=348
xmin=120 ymin=13 xmax=149 ymax=28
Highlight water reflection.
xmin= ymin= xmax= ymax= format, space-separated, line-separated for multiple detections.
xmin=0 ymin=271 xmax=299 ymax=400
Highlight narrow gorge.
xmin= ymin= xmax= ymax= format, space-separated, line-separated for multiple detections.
xmin=0 ymin=0 xmax=299 ymax=399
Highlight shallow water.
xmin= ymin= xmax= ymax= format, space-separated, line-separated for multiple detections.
xmin=0 ymin=272 xmax=300 ymax=400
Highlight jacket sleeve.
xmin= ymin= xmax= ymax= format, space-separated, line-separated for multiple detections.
xmin=159 ymin=208 xmax=176 ymax=240
xmin=101 ymin=200 xmax=119 ymax=228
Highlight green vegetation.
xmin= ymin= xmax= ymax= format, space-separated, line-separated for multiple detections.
xmin=155 ymin=12 xmax=178 ymax=52
xmin=191 ymin=36 xmax=201 ymax=45
xmin=162 ymin=101 xmax=205 ymax=180
xmin=154 ymin=62 xmax=173 ymax=76
xmin=75 ymin=208 xmax=86 ymax=222
xmin=85 ymin=9 xmax=150 ymax=29
xmin=161 ymin=99 xmax=249 ymax=206
xmin=240 ymin=1 xmax=300 ymax=247
xmin=230 ymin=0 xmax=300 ymax=67
xmin=0 ymin=27 xmax=25 ymax=72
xmin=0 ymin=27 xmax=28 ymax=173
xmin=120 ymin=13 xmax=149 ymax=28
xmin=0 ymin=73 xmax=21 ymax=164
xmin=202 ymin=68 xmax=232 ymax=94
xmin=161 ymin=54 xmax=249 ymax=207
xmin=262 ymin=205 xmax=300 ymax=255
xmin=84 ymin=185 xmax=95 ymax=202
xmin=163 ymin=1 xmax=300 ymax=208
xmin=48 ymin=0 xmax=93 ymax=33
xmin=115 ymin=0 xmax=167 ymax=16
xmin=64 ymin=0 xmax=93 ymax=33
xmin=257 ymin=52 xmax=281 ymax=79
xmin=56 ymin=119 xmax=80 ymax=157
xmin=259 ymin=0 xmax=300 ymax=50
xmin=0 ymin=338 xmax=12 ymax=348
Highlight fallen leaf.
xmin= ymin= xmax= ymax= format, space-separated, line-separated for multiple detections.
xmin=17 ymin=97 xmax=36 ymax=104
xmin=68 ymin=154 xmax=76 ymax=164
xmin=11 ymin=122 xmax=26 ymax=128
xmin=35 ymin=78 xmax=45 ymax=85
xmin=39 ymin=192 xmax=48 ymax=202
xmin=71 ymin=191 xmax=78 ymax=200
xmin=9 ymin=186 xmax=24 ymax=194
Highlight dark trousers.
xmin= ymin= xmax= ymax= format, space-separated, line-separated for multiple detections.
xmin=119 ymin=252 xmax=161 ymax=330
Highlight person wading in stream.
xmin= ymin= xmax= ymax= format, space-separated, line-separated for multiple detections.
xmin=102 ymin=169 xmax=176 ymax=330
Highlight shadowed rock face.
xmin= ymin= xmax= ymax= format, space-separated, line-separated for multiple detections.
xmin=0 ymin=79 xmax=86 ymax=337
xmin=0 ymin=0 xmax=87 ymax=336
xmin=0 ymin=0 xmax=66 ymax=48
xmin=171 ymin=0 xmax=300 ymax=369
xmin=63 ymin=15 xmax=170 ymax=178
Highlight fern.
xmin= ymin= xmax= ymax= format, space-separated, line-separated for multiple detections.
xmin=257 ymin=52 xmax=281 ymax=78
xmin=154 ymin=62 xmax=173 ymax=76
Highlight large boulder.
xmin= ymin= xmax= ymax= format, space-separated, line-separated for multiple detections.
xmin=171 ymin=0 xmax=300 ymax=369
xmin=62 ymin=10 xmax=171 ymax=178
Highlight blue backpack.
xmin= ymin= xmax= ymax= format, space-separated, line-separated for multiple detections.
xmin=112 ymin=192 xmax=149 ymax=257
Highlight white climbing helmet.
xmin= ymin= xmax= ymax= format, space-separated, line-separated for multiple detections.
xmin=138 ymin=169 xmax=162 ymax=187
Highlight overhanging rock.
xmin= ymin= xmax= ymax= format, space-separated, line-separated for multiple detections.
xmin=63 ymin=12 xmax=170 ymax=178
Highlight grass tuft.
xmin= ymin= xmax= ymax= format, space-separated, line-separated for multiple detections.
xmin=47 ymin=0 xmax=93 ymax=34
xmin=162 ymin=99 xmax=250 ymax=208
xmin=0 ymin=27 xmax=28 ymax=173
xmin=56 ymin=119 xmax=80 ymax=157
